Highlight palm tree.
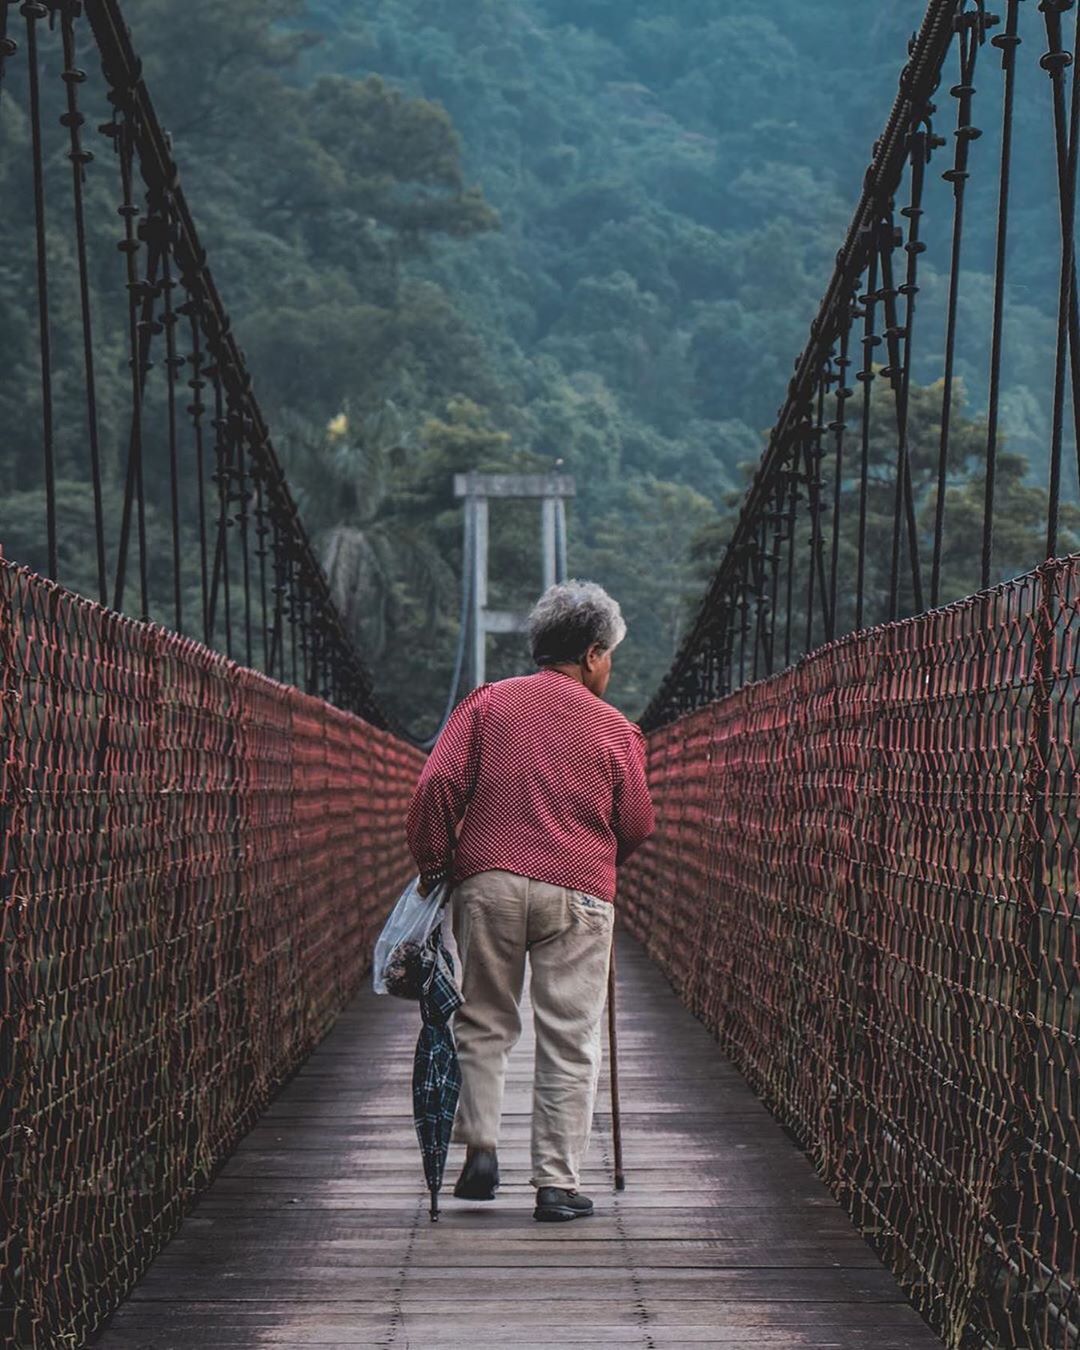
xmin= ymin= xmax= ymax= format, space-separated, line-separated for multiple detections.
xmin=285 ymin=400 xmax=458 ymax=663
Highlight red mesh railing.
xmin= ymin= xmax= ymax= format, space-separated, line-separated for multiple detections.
xmin=0 ymin=558 xmax=424 ymax=1349
xmin=621 ymin=555 xmax=1080 ymax=1350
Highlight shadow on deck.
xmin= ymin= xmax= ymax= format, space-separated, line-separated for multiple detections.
xmin=92 ymin=933 xmax=941 ymax=1349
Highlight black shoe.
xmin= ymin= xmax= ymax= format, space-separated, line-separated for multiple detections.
xmin=453 ymin=1148 xmax=500 ymax=1201
xmin=533 ymin=1186 xmax=594 ymax=1222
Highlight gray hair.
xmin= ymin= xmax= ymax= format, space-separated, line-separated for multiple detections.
xmin=528 ymin=580 xmax=627 ymax=667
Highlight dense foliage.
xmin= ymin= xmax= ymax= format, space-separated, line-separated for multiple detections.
xmin=1 ymin=0 xmax=1074 ymax=724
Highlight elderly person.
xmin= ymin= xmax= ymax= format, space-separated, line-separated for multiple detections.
xmin=405 ymin=580 xmax=654 ymax=1222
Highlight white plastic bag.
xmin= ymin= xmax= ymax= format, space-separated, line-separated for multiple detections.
xmin=372 ymin=875 xmax=450 ymax=996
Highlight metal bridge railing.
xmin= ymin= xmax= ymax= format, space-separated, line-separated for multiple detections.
xmin=624 ymin=554 xmax=1079 ymax=1349
xmin=641 ymin=0 xmax=1080 ymax=734
xmin=628 ymin=0 xmax=1080 ymax=1344
xmin=0 ymin=0 xmax=390 ymax=726
xmin=0 ymin=556 xmax=425 ymax=1349
xmin=4 ymin=0 xmax=1080 ymax=1347
xmin=0 ymin=7 xmax=428 ymax=1343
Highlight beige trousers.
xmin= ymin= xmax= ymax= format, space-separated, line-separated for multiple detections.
xmin=450 ymin=870 xmax=614 ymax=1190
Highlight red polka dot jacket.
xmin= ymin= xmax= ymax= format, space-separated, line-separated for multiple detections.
xmin=405 ymin=668 xmax=655 ymax=903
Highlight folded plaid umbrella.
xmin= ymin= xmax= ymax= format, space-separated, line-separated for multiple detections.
xmin=412 ymin=925 xmax=463 ymax=1221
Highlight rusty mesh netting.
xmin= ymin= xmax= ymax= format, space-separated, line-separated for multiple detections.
xmin=0 ymin=559 xmax=425 ymax=1349
xmin=622 ymin=556 xmax=1079 ymax=1350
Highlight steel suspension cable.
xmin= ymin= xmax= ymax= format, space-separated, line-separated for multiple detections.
xmin=932 ymin=6 xmax=985 ymax=605
xmin=60 ymin=0 xmax=108 ymax=606
xmin=981 ymin=0 xmax=1022 ymax=589
xmin=1043 ymin=0 xmax=1080 ymax=557
xmin=23 ymin=1 xmax=57 ymax=581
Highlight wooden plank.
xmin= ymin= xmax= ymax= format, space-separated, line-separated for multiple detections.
xmin=91 ymin=1314 xmax=940 ymax=1349
xmin=93 ymin=931 xmax=941 ymax=1348
xmin=124 ymin=1268 xmax=912 ymax=1302
xmin=173 ymin=1213 xmax=868 ymax=1245
xmin=152 ymin=1240 xmax=883 ymax=1270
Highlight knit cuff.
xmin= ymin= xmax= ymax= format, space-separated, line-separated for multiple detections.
xmin=420 ymin=867 xmax=448 ymax=894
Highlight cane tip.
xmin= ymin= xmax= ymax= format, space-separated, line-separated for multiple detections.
xmin=615 ymin=1175 xmax=626 ymax=1192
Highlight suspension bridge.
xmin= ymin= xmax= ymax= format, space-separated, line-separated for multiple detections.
xmin=1 ymin=2 xmax=1077 ymax=1348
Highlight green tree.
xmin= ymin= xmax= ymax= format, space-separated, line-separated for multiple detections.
xmin=582 ymin=477 xmax=722 ymax=715
xmin=690 ymin=377 xmax=1077 ymax=666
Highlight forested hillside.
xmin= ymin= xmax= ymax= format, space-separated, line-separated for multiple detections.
xmin=2 ymin=0 xmax=1073 ymax=724
xmin=288 ymin=0 xmax=932 ymax=718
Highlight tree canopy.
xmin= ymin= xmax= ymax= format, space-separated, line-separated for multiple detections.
xmin=1 ymin=0 xmax=1072 ymax=725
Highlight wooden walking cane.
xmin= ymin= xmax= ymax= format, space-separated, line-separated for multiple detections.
xmin=607 ymin=939 xmax=625 ymax=1191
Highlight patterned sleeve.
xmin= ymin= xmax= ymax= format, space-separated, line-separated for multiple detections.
xmin=612 ymin=724 xmax=655 ymax=866
xmin=406 ymin=683 xmax=490 ymax=887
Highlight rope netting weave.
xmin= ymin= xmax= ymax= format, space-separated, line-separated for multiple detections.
xmin=0 ymin=558 xmax=424 ymax=1350
xmin=622 ymin=555 xmax=1079 ymax=1350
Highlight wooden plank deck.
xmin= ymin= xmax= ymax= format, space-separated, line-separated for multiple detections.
xmin=92 ymin=933 xmax=941 ymax=1349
